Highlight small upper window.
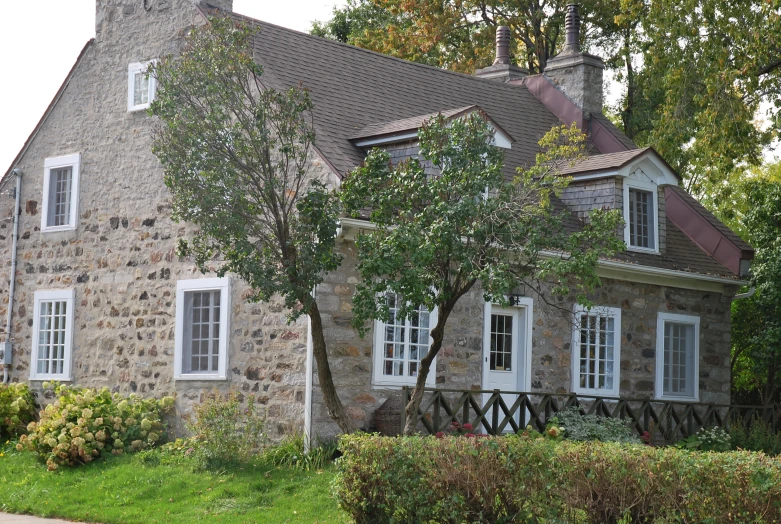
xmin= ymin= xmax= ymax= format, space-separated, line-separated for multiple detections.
xmin=373 ymin=293 xmax=437 ymax=387
xmin=571 ymin=305 xmax=621 ymax=397
xmin=174 ymin=278 xmax=231 ymax=380
xmin=128 ymin=61 xmax=156 ymax=112
xmin=42 ymin=154 xmax=80 ymax=232
xmin=31 ymin=289 xmax=75 ymax=381
xmin=623 ymin=180 xmax=659 ymax=253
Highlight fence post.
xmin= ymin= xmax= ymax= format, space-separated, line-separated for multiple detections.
xmin=492 ymin=389 xmax=500 ymax=435
xmin=401 ymin=386 xmax=408 ymax=436
xmin=433 ymin=391 xmax=441 ymax=433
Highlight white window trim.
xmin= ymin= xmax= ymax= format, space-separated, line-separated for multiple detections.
xmin=571 ymin=304 xmax=622 ymax=397
xmin=127 ymin=61 xmax=157 ymax=112
xmin=30 ymin=289 xmax=75 ymax=381
xmin=623 ymin=179 xmax=659 ymax=254
xmin=655 ymin=312 xmax=700 ymax=402
xmin=41 ymin=154 xmax=81 ymax=233
xmin=372 ymin=302 xmax=438 ymax=388
xmin=174 ymin=277 xmax=231 ymax=381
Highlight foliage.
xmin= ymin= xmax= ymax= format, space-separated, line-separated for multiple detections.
xmin=259 ymin=433 xmax=339 ymax=471
xmin=676 ymin=426 xmax=732 ymax=452
xmin=0 ymin=383 xmax=36 ymax=439
xmin=20 ymin=383 xmax=173 ymax=470
xmin=729 ymin=418 xmax=781 ymax=456
xmin=342 ymin=116 xmax=624 ymax=434
xmin=336 ymin=433 xmax=781 ymax=524
xmin=730 ymin=173 xmax=781 ymax=405
xmin=149 ymin=16 xmax=354 ymax=432
xmin=185 ymin=391 xmax=267 ymax=469
xmin=0 ymin=443 xmax=347 ymax=524
xmin=552 ymin=406 xmax=640 ymax=444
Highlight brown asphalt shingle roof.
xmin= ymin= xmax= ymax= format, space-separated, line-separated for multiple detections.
xmin=557 ymin=148 xmax=651 ymax=176
xmin=350 ymin=106 xmax=477 ymax=140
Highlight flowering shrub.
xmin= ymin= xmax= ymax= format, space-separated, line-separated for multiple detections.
xmin=677 ymin=426 xmax=732 ymax=452
xmin=0 ymin=382 xmax=37 ymax=438
xmin=336 ymin=434 xmax=781 ymax=524
xmin=552 ymin=406 xmax=640 ymax=443
xmin=185 ymin=391 xmax=266 ymax=468
xmin=21 ymin=383 xmax=174 ymax=470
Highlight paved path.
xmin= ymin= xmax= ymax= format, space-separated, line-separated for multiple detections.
xmin=0 ymin=514 xmax=77 ymax=523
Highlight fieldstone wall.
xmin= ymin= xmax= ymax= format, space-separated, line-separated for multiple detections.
xmin=311 ymin=249 xmax=737 ymax=438
xmin=0 ymin=0 xmax=326 ymax=437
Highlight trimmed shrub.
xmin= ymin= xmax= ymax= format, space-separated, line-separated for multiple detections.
xmin=21 ymin=383 xmax=174 ymax=470
xmin=335 ymin=434 xmax=781 ymax=524
xmin=185 ymin=391 xmax=266 ymax=468
xmin=0 ymin=382 xmax=37 ymax=438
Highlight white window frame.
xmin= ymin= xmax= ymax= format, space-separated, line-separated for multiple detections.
xmin=655 ymin=312 xmax=700 ymax=401
xmin=127 ymin=61 xmax=157 ymax=112
xmin=174 ymin=277 xmax=231 ymax=380
xmin=41 ymin=154 xmax=81 ymax=232
xmin=372 ymin=295 xmax=438 ymax=388
xmin=623 ymin=179 xmax=659 ymax=254
xmin=30 ymin=289 xmax=75 ymax=381
xmin=571 ymin=305 xmax=622 ymax=397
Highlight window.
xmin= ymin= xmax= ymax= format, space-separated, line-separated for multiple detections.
xmin=128 ymin=61 xmax=156 ymax=112
xmin=656 ymin=313 xmax=700 ymax=401
xmin=41 ymin=154 xmax=80 ymax=232
xmin=571 ymin=305 xmax=621 ymax=396
xmin=174 ymin=278 xmax=230 ymax=380
xmin=31 ymin=289 xmax=75 ymax=381
xmin=623 ymin=180 xmax=658 ymax=253
xmin=373 ymin=293 xmax=437 ymax=387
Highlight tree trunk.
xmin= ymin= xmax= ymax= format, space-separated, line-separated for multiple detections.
xmin=621 ymin=29 xmax=636 ymax=138
xmin=309 ymin=300 xmax=358 ymax=434
xmin=403 ymin=307 xmax=452 ymax=435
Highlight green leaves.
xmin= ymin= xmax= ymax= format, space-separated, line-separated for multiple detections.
xmin=149 ymin=16 xmax=342 ymax=321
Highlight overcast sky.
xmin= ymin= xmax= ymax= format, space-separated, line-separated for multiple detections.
xmin=0 ymin=0 xmax=346 ymax=173
xmin=1 ymin=1 xmax=775 ymax=174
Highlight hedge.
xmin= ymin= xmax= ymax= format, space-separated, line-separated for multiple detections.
xmin=335 ymin=434 xmax=781 ymax=523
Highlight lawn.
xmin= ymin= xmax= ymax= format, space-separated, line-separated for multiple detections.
xmin=0 ymin=441 xmax=350 ymax=524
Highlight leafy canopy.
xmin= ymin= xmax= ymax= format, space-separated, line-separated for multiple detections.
xmin=150 ymin=17 xmax=341 ymax=320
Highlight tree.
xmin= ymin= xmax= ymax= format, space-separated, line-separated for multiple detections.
xmin=341 ymin=115 xmax=624 ymax=435
xmin=149 ymin=17 xmax=357 ymax=433
xmin=730 ymin=163 xmax=781 ymax=405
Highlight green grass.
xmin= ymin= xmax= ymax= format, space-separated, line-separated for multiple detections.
xmin=0 ymin=442 xmax=349 ymax=524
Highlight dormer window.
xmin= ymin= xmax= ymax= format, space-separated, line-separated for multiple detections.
xmin=623 ymin=180 xmax=659 ymax=254
xmin=128 ymin=61 xmax=156 ymax=112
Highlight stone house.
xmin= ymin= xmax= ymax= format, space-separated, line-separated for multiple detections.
xmin=0 ymin=1 xmax=754 ymax=440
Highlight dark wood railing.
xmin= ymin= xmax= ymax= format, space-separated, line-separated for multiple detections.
xmin=401 ymin=387 xmax=781 ymax=444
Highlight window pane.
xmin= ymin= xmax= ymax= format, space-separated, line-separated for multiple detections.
xmin=36 ymin=300 xmax=67 ymax=376
xmin=577 ymin=310 xmax=616 ymax=392
xmin=489 ymin=313 xmax=513 ymax=371
xmin=380 ymin=293 xmax=431 ymax=379
xmin=629 ymin=188 xmax=654 ymax=249
xmin=183 ymin=289 xmax=221 ymax=374
xmin=134 ymin=71 xmax=149 ymax=106
xmin=48 ymin=167 xmax=73 ymax=227
xmin=663 ymin=321 xmax=696 ymax=397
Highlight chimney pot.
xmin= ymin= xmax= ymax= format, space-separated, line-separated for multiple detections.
xmin=494 ymin=26 xmax=511 ymax=65
xmin=564 ymin=3 xmax=581 ymax=54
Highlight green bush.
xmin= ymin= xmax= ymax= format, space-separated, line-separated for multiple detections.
xmin=335 ymin=434 xmax=781 ymax=524
xmin=259 ymin=433 xmax=338 ymax=471
xmin=21 ymin=383 xmax=174 ymax=470
xmin=553 ymin=406 xmax=640 ymax=443
xmin=185 ymin=391 xmax=266 ymax=468
xmin=677 ymin=426 xmax=732 ymax=452
xmin=730 ymin=418 xmax=781 ymax=455
xmin=0 ymin=382 xmax=37 ymax=438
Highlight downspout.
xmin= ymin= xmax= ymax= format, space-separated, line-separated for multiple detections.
xmin=303 ymin=288 xmax=315 ymax=453
xmin=733 ymin=287 xmax=756 ymax=300
xmin=3 ymin=169 xmax=22 ymax=384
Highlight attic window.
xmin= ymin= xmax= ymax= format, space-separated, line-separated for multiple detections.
xmin=623 ymin=180 xmax=659 ymax=254
xmin=42 ymin=153 xmax=80 ymax=232
xmin=128 ymin=61 xmax=156 ymax=112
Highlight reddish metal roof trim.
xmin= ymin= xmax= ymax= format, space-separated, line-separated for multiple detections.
xmin=517 ymin=75 xmax=628 ymax=155
xmin=1 ymin=39 xmax=95 ymax=187
xmin=665 ymin=186 xmax=753 ymax=277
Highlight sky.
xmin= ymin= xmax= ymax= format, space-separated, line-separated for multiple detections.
xmin=0 ymin=0 xmax=346 ymax=174
xmin=0 ymin=1 xmax=776 ymax=174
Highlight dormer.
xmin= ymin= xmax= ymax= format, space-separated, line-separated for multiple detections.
xmin=557 ymin=148 xmax=679 ymax=256
xmin=349 ymin=106 xmax=514 ymax=164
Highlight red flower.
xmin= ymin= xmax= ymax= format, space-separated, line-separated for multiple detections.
xmin=465 ymin=433 xmax=476 ymax=438
xmin=462 ymin=423 xmax=473 ymax=431
xmin=435 ymin=432 xmax=445 ymax=439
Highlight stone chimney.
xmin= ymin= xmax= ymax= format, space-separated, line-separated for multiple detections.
xmin=475 ymin=26 xmax=528 ymax=82
xmin=543 ymin=4 xmax=604 ymax=115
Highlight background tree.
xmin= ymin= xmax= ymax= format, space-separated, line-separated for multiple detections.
xmin=150 ymin=17 xmax=357 ymax=433
xmin=342 ymin=116 xmax=624 ymax=435
xmin=730 ymin=163 xmax=781 ymax=405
